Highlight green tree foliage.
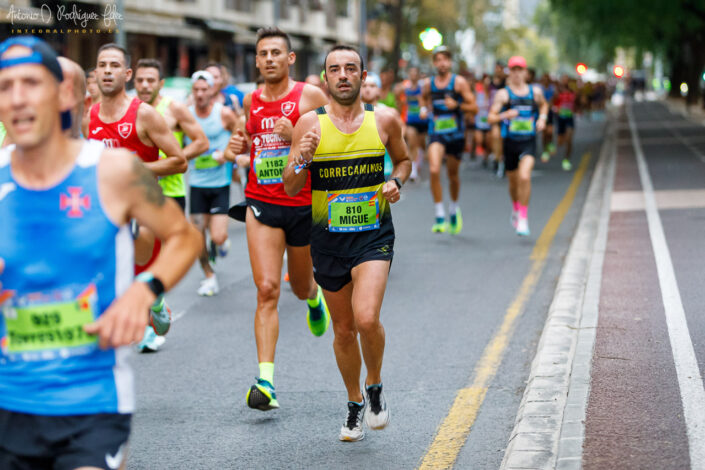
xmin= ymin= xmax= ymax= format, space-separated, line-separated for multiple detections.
xmin=549 ymin=0 xmax=705 ymax=104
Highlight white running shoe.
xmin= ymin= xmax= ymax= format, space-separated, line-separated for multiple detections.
xmin=364 ymin=384 xmax=390 ymax=430
xmin=516 ymin=216 xmax=530 ymax=236
xmin=339 ymin=401 xmax=366 ymax=442
xmin=197 ymin=275 xmax=219 ymax=296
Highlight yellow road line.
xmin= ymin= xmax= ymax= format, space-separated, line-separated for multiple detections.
xmin=418 ymin=152 xmax=592 ymax=469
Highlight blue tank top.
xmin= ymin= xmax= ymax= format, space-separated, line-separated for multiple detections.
xmin=542 ymin=83 xmax=555 ymax=103
xmin=404 ymin=83 xmax=426 ymax=125
xmin=0 ymin=141 xmax=135 ymax=416
xmin=501 ymin=85 xmax=538 ymax=141
xmin=429 ymin=74 xmax=464 ymax=140
xmin=186 ymin=102 xmax=233 ymax=188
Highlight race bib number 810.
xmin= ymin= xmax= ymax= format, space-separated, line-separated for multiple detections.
xmin=328 ymin=191 xmax=380 ymax=232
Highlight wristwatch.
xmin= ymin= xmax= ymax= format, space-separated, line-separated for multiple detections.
xmin=392 ymin=177 xmax=403 ymax=190
xmin=135 ymin=272 xmax=165 ymax=298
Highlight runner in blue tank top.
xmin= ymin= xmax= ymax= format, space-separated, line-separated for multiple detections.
xmin=0 ymin=36 xmax=201 ymax=469
xmin=419 ymin=46 xmax=477 ymax=235
xmin=488 ymin=55 xmax=549 ymax=237
xmin=400 ymin=66 xmax=428 ymax=181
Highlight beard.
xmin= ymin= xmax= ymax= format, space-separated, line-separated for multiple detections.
xmin=329 ymin=81 xmax=361 ymax=106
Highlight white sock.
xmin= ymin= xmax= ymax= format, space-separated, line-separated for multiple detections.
xmin=435 ymin=202 xmax=445 ymax=219
xmin=448 ymin=200 xmax=458 ymax=216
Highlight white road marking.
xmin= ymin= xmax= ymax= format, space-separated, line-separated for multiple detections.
xmin=628 ymin=104 xmax=705 ymax=470
xmin=172 ymin=310 xmax=187 ymax=322
xmin=611 ymin=189 xmax=705 ymax=212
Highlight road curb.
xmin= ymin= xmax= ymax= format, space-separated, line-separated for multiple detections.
xmin=500 ymin=115 xmax=617 ymax=470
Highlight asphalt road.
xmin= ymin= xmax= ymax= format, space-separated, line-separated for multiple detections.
xmin=127 ymin=116 xmax=605 ymax=470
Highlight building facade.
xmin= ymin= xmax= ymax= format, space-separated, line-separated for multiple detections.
xmin=1 ymin=0 xmax=360 ymax=83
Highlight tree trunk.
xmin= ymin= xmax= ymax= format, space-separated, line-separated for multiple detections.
xmin=390 ymin=0 xmax=405 ymax=81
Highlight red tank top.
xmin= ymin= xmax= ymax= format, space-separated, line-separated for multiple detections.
xmin=554 ymin=91 xmax=576 ymax=113
xmin=89 ymin=98 xmax=159 ymax=163
xmin=245 ymin=81 xmax=310 ymax=206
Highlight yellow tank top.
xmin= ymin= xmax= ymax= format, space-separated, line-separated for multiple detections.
xmin=155 ymin=96 xmax=186 ymax=198
xmin=310 ymin=103 xmax=394 ymax=255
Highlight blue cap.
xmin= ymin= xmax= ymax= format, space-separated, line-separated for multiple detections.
xmin=0 ymin=36 xmax=63 ymax=82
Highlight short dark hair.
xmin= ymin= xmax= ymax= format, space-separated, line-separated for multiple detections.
xmin=256 ymin=27 xmax=291 ymax=52
xmin=323 ymin=44 xmax=364 ymax=73
xmin=97 ymin=43 xmax=130 ymax=67
xmin=135 ymin=58 xmax=163 ymax=79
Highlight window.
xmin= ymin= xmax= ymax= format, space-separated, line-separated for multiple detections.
xmin=335 ymin=0 xmax=348 ymax=17
xmin=225 ymin=0 xmax=253 ymax=11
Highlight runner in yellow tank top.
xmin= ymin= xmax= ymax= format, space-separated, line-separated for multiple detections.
xmin=134 ymin=59 xmax=209 ymax=212
xmin=284 ymin=44 xmax=411 ymax=443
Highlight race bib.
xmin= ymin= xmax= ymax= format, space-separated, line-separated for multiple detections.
xmin=194 ymin=152 xmax=223 ymax=170
xmin=559 ymin=106 xmax=573 ymax=118
xmin=328 ymin=191 xmax=380 ymax=233
xmin=254 ymin=147 xmax=289 ymax=185
xmin=509 ymin=116 xmax=535 ymax=133
xmin=1 ymin=284 xmax=98 ymax=362
xmin=433 ymin=114 xmax=459 ymax=133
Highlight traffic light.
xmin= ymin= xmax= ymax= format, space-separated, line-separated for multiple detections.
xmin=613 ymin=65 xmax=625 ymax=78
xmin=576 ymin=63 xmax=587 ymax=75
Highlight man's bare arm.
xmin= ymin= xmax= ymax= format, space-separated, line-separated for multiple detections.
xmin=138 ymin=105 xmax=187 ymax=176
xmin=283 ymin=110 xmax=320 ymax=197
xmin=171 ymin=101 xmax=208 ymax=160
xmin=488 ymin=89 xmax=511 ymax=124
xmin=87 ymin=151 xmax=201 ymax=348
xmin=456 ymin=77 xmax=478 ymax=114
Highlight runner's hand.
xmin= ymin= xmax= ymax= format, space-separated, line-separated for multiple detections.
xmin=213 ymin=150 xmax=226 ymax=164
xmin=298 ymin=128 xmax=320 ymax=164
xmin=536 ymin=117 xmax=546 ymax=132
xmin=444 ymin=94 xmax=458 ymax=110
xmin=228 ymin=129 xmax=247 ymax=155
xmin=382 ymin=181 xmax=401 ymax=204
xmin=83 ymin=282 xmax=153 ymax=349
xmin=274 ymin=117 xmax=294 ymax=141
xmin=503 ymin=109 xmax=519 ymax=120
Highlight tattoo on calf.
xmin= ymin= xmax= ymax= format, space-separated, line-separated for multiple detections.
xmin=130 ymin=157 xmax=166 ymax=206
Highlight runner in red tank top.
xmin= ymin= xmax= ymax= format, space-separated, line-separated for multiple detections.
xmin=226 ymin=27 xmax=329 ymax=412
xmin=88 ymin=44 xmax=187 ymax=352
xmin=245 ymin=81 xmax=311 ymax=206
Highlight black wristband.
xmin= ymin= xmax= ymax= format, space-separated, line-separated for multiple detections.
xmin=392 ymin=177 xmax=403 ymax=190
xmin=135 ymin=272 xmax=165 ymax=298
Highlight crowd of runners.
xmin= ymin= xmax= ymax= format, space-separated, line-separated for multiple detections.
xmin=0 ymin=28 xmax=606 ymax=468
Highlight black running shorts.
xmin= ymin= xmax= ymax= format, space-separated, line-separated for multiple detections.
xmin=428 ymin=135 xmax=465 ymax=159
xmin=503 ymin=138 xmax=537 ymax=172
xmin=246 ymin=198 xmax=312 ymax=247
xmin=406 ymin=121 xmax=428 ymax=134
xmin=0 ymin=408 xmax=131 ymax=470
xmin=311 ymin=243 xmax=394 ymax=292
xmin=557 ymin=116 xmax=575 ymax=135
xmin=190 ymin=185 xmax=230 ymax=215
